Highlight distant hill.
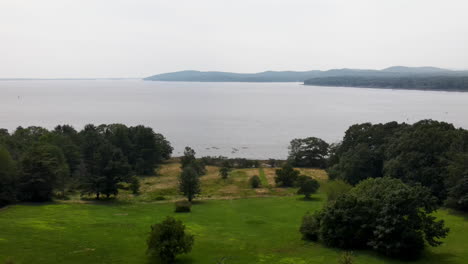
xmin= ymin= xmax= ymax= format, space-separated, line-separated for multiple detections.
xmin=381 ymin=66 xmax=451 ymax=74
xmin=144 ymin=67 xmax=468 ymax=83
xmin=144 ymin=70 xmax=322 ymax=82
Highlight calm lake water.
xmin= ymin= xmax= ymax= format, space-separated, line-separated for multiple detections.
xmin=1 ymin=80 xmax=468 ymax=158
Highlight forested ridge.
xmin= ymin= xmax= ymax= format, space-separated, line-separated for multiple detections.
xmin=304 ymin=75 xmax=468 ymax=91
xmin=145 ymin=67 xmax=468 ymax=92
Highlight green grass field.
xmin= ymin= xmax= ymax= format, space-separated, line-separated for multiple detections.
xmin=0 ymin=163 xmax=467 ymax=264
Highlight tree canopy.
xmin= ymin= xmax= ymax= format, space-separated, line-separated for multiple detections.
xmin=0 ymin=124 xmax=172 ymax=204
xmin=327 ymin=120 xmax=468 ymax=210
xmin=300 ymin=177 xmax=449 ymax=259
xmin=288 ymin=137 xmax=329 ymax=168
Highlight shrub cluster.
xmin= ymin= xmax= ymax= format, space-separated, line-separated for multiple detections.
xmin=249 ymin=175 xmax=261 ymax=188
xmin=147 ymin=216 xmax=194 ymax=263
xmin=174 ymin=200 xmax=192 ymax=213
xmin=201 ymin=156 xmax=260 ymax=168
xmin=300 ymin=177 xmax=449 ymax=259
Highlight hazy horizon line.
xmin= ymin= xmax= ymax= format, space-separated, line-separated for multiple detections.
xmin=2 ymin=65 xmax=468 ymax=80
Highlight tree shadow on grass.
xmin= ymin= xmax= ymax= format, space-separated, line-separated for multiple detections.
xmin=445 ymin=208 xmax=468 ymax=221
xmin=349 ymin=247 xmax=458 ymax=264
xmin=146 ymin=255 xmax=195 ymax=264
xmin=296 ymin=196 xmax=322 ymax=202
xmin=191 ymin=200 xmax=208 ymax=205
xmin=78 ymin=196 xmax=133 ymax=206
xmin=420 ymin=251 xmax=459 ymax=264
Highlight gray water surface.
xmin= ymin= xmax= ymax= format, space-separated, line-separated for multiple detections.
xmin=1 ymin=80 xmax=467 ymax=158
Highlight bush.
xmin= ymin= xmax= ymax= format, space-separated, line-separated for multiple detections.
xmin=219 ymin=167 xmax=230 ymax=180
xmin=147 ymin=216 xmax=194 ymax=263
xmin=338 ymin=252 xmax=354 ymax=264
xmin=4 ymin=258 xmax=16 ymax=264
xmin=324 ymin=180 xmax=352 ymax=202
xmin=129 ymin=176 xmax=140 ymax=194
xmin=175 ymin=200 xmax=191 ymax=212
xmin=300 ymin=177 xmax=449 ymax=259
xmin=249 ymin=175 xmax=261 ymax=188
xmin=445 ymin=175 xmax=468 ymax=211
xmin=299 ymin=211 xmax=321 ymax=241
xmin=154 ymin=195 xmax=166 ymax=201
xmin=275 ymin=163 xmax=299 ymax=187
xmin=297 ymin=177 xmax=320 ymax=198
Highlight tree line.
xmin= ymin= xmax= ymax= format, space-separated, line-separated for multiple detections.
xmin=288 ymin=120 xmax=468 ymax=212
xmin=0 ymin=124 xmax=172 ymax=205
xmin=304 ymin=75 xmax=468 ymax=91
xmin=292 ymin=120 xmax=468 ymax=259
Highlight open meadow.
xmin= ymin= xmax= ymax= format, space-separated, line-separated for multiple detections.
xmin=0 ymin=162 xmax=467 ymax=264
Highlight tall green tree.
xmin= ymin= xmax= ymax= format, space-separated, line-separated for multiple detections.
xmin=0 ymin=146 xmax=17 ymax=206
xmin=81 ymin=141 xmax=130 ymax=199
xmin=179 ymin=166 xmax=201 ymax=202
xmin=19 ymin=143 xmax=68 ymax=201
xmin=181 ymin=146 xmax=206 ymax=175
xmin=129 ymin=125 xmax=172 ymax=175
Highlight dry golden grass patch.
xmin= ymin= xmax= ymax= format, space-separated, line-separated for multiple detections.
xmin=157 ymin=162 xmax=181 ymax=177
xmin=125 ymin=161 xmax=328 ymax=200
xmin=137 ymin=162 xmax=182 ymax=194
xmin=297 ymin=168 xmax=328 ymax=180
xmin=244 ymin=168 xmax=260 ymax=177
xmin=262 ymin=168 xmax=278 ymax=186
xmin=254 ymin=188 xmax=270 ymax=195
xmin=200 ymin=166 xmax=221 ymax=180
xmin=219 ymin=185 xmax=240 ymax=195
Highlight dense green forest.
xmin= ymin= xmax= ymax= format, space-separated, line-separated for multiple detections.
xmin=284 ymin=120 xmax=468 ymax=212
xmin=0 ymin=124 xmax=172 ymax=205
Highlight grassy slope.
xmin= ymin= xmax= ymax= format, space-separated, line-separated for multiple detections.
xmin=0 ymin=162 xmax=466 ymax=263
xmin=111 ymin=162 xmax=327 ymax=203
xmin=0 ymin=196 xmax=466 ymax=264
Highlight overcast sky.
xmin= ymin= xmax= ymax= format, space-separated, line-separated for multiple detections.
xmin=1 ymin=0 xmax=468 ymax=78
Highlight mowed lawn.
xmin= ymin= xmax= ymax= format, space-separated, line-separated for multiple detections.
xmin=0 ymin=195 xmax=467 ymax=264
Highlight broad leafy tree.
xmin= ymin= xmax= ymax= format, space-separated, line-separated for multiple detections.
xmin=288 ymin=137 xmax=329 ymax=168
xmin=300 ymin=177 xmax=449 ymax=259
xmin=19 ymin=143 xmax=68 ymax=201
xmin=297 ymin=177 xmax=319 ymax=198
xmin=275 ymin=163 xmax=300 ymax=187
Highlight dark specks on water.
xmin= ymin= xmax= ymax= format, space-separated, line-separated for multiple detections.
xmin=1 ymin=80 xmax=468 ymax=159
